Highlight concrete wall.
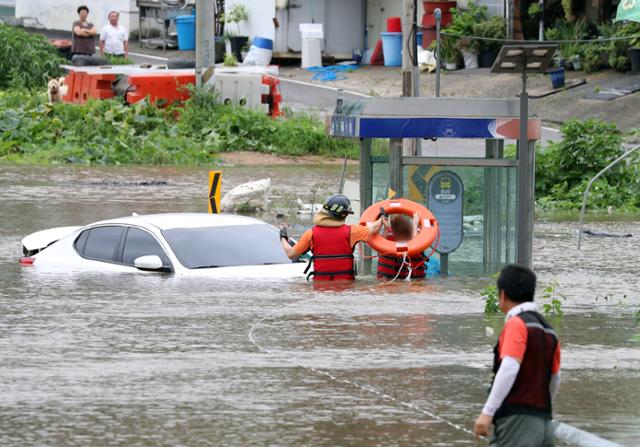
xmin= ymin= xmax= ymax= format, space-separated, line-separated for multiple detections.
xmin=15 ymin=0 xmax=138 ymax=33
xmin=226 ymin=0 xmax=276 ymax=40
xmin=366 ymin=0 xmax=402 ymax=50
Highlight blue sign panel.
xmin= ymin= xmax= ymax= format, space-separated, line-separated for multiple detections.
xmin=359 ymin=117 xmax=496 ymax=139
xmin=427 ymin=171 xmax=464 ymax=254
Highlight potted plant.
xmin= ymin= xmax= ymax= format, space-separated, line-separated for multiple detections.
xmin=440 ymin=35 xmax=460 ymax=70
xmin=447 ymin=1 xmax=488 ymax=69
xmin=472 ymin=16 xmax=505 ymax=68
xmin=222 ymin=4 xmax=249 ymax=61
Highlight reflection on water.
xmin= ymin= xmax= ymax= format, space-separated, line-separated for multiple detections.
xmin=1 ymin=165 xmax=639 ymax=446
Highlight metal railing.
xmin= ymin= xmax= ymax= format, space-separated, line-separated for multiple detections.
xmin=577 ymin=144 xmax=640 ymax=249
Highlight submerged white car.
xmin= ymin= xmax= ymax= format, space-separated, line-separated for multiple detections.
xmin=20 ymin=213 xmax=308 ymax=279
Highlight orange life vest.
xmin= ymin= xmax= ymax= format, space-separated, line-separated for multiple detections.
xmin=305 ymin=225 xmax=355 ymax=281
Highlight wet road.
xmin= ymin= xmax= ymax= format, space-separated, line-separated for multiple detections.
xmin=1 ymin=165 xmax=639 ymax=446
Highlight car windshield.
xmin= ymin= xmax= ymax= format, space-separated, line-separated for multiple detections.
xmin=162 ymin=224 xmax=291 ymax=269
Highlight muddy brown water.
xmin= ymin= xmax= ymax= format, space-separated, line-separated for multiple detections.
xmin=1 ymin=165 xmax=639 ymax=446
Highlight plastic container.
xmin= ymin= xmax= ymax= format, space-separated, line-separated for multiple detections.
xmin=175 ymin=15 xmax=195 ymax=51
xmin=387 ymin=17 xmax=402 ymax=32
xmin=242 ymin=36 xmax=274 ymax=66
xmin=381 ymin=32 xmax=402 ymax=66
xmin=252 ymin=36 xmax=273 ymax=50
xmin=300 ymin=24 xmax=323 ymax=68
xmin=416 ymin=31 xmax=423 ymax=48
xmin=629 ymin=48 xmax=640 ymax=73
xmin=549 ymin=67 xmax=565 ymax=89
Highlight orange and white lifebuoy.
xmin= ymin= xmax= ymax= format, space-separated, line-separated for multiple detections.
xmin=359 ymin=199 xmax=439 ymax=257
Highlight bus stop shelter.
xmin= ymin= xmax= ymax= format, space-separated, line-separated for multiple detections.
xmin=329 ymin=97 xmax=542 ymax=275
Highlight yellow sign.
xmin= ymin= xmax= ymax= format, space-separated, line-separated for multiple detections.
xmin=208 ymin=170 xmax=222 ymax=214
xmin=408 ymin=165 xmax=441 ymax=202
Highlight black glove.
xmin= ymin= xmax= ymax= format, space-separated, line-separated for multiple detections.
xmin=279 ymin=227 xmax=289 ymax=241
xmin=376 ymin=206 xmax=387 ymax=220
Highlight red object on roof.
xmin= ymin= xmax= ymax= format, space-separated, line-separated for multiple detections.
xmin=49 ymin=39 xmax=72 ymax=48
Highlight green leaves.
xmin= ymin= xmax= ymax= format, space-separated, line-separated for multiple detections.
xmin=0 ymin=24 xmax=64 ymax=89
xmin=481 ymin=273 xmax=501 ymax=314
xmin=0 ymin=89 xmax=357 ymax=165
xmin=536 ymin=119 xmax=640 ymax=210
xmin=541 ymin=280 xmax=566 ymax=318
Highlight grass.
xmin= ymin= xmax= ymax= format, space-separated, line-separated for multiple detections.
xmin=0 ymin=89 xmax=358 ymax=165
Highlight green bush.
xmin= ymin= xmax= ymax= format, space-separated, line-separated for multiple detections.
xmin=0 ymin=24 xmax=64 ymax=89
xmin=472 ymin=16 xmax=506 ymax=53
xmin=0 ymin=89 xmax=357 ymax=165
xmin=608 ymin=21 xmax=640 ymax=72
xmin=536 ymin=119 xmax=640 ymax=210
xmin=448 ymin=1 xmax=489 ymax=52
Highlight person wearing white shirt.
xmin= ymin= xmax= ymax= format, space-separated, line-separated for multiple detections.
xmin=100 ymin=11 xmax=128 ymax=58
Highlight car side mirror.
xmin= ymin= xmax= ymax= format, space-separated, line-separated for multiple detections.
xmin=134 ymin=255 xmax=164 ymax=271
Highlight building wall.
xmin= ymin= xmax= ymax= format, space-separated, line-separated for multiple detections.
xmin=15 ymin=0 xmax=138 ymax=33
xmin=226 ymin=0 xmax=276 ymax=40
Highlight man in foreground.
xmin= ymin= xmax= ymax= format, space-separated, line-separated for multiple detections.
xmin=474 ymin=264 xmax=561 ymax=446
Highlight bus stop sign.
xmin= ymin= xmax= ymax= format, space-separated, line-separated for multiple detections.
xmin=427 ymin=171 xmax=464 ymax=254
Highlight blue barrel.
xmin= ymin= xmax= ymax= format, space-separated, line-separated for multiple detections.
xmin=380 ymin=32 xmax=402 ymax=67
xmin=252 ymin=36 xmax=273 ymax=50
xmin=175 ymin=15 xmax=195 ymax=51
xmin=549 ymin=67 xmax=565 ymax=89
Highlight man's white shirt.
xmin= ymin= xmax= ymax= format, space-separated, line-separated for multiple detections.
xmin=100 ymin=24 xmax=127 ymax=55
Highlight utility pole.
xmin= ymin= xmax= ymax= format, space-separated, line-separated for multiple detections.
xmin=196 ymin=0 xmax=216 ymax=87
xmin=400 ymin=0 xmax=419 ymax=158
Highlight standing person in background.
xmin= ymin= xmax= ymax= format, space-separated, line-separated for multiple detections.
xmin=71 ymin=5 xmax=97 ymax=57
xmin=474 ymin=264 xmax=561 ymax=446
xmin=100 ymin=11 xmax=129 ymax=59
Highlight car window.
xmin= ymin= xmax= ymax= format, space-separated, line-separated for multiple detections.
xmin=82 ymin=226 xmax=123 ymax=262
xmin=74 ymin=229 xmax=89 ymax=254
xmin=162 ymin=224 xmax=290 ymax=269
xmin=122 ymin=227 xmax=171 ymax=267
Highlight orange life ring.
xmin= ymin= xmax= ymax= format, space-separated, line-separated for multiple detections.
xmin=359 ymin=199 xmax=439 ymax=257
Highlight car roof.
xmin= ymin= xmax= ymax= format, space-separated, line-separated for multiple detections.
xmin=89 ymin=213 xmax=270 ymax=230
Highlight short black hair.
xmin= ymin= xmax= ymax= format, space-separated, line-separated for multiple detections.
xmin=77 ymin=5 xmax=89 ymax=14
xmin=496 ymin=264 xmax=537 ymax=303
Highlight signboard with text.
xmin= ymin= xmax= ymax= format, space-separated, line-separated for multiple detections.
xmin=427 ymin=171 xmax=464 ymax=254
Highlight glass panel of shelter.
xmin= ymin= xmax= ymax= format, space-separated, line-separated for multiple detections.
xmin=370 ymin=159 xmax=517 ymax=276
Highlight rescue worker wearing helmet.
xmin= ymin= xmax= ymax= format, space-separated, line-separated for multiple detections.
xmin=280 ymin=194 xmax=385 ymax=281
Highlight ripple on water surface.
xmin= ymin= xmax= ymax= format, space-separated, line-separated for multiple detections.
xmin=0 ymin=165 xmax=639 ymax=446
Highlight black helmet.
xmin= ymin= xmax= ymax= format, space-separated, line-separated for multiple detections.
xmin=322 ymin=194 xmax=354 ymax=219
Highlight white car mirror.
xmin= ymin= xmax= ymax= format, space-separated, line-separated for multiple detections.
xmin=134 ymin=255 xmax=164 ymax=271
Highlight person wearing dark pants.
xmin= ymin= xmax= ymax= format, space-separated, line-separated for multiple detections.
xmin=71 ymin=5 xmax=97 ymax=57
xmin=474 ymin=264 xmax=561 ymax=446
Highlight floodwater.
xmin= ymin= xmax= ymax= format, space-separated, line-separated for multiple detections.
xmin=1 ymin=165 xmax=639 ymax=446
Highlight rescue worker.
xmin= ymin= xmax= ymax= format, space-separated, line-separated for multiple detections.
xmin=280 ymin=194 xmax=384 ymax=281
xmin=474 ymin=264 xmax=561 ymax=446
xmin=376 ymin=212 xmax=428 ymax=280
